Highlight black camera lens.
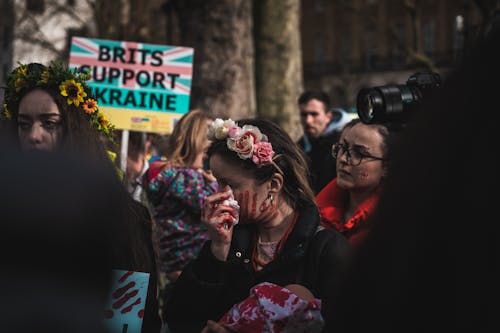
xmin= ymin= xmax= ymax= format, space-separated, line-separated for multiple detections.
xmin=357 ymin=88 xmax=382 ymax=124
xmin=357 ymin=84 xmax=417 ymax=124
xmin=356 ymin=72 xmax=441 ymax=125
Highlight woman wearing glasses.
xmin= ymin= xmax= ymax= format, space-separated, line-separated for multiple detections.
xmin=315 ymin=118 xmax=391 ymax=248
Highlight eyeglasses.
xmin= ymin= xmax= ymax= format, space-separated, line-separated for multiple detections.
xmin=331 ymin=142 xmax=385 ymax=166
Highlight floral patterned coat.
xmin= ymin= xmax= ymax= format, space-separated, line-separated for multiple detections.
xmin=143 ymin=161 xmax=218 ymax=274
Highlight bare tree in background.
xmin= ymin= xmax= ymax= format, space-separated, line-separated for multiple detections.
xmin=9 ymin=0 xmax=167 ymax=62
xmin=0 ymin=0 xmax=14 ymax=87
xmin=90 ymin=0 xmax=167 ymax=43
xmin=8 ymin=0 xmax=303 ymax=132
xmin=167 ymin=0 xmax=303 ymax=136
xmin=399 ymin=0 xmax=438 ymax=72
xmin=345 ymin=0 xmax=437 ymax=73
xmin=12 ymin=0 xmax=89 ymax=61
xmin=254 ymin=0 xmax=303 ymax=140
xmin=167 ymin=0 xmax=256 ymax=121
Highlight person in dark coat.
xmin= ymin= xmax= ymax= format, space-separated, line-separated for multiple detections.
xmin=325 ymin=21 xmax=500 ymax=333
xmin=164 ymin=118 xmax=352 ymax=333
xmin=297 ymin=90 xmax=341 ymax=194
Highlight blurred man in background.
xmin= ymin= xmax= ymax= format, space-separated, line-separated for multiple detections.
xmin=297 ymin=90 xmax=340 ymax=194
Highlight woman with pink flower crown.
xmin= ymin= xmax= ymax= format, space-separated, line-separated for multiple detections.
xmin=164 ymin=118 xmax=353 ymax=333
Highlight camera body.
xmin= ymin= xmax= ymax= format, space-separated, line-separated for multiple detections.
xmin=356 ymin=72 xmax=441 ymax=124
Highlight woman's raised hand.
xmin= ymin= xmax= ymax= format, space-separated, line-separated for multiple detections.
xmin=202 ymin=186 xmax=239 ymax=261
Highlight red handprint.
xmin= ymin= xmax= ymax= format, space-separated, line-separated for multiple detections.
xmin=104 ymin=270 xmax=144 ymax=319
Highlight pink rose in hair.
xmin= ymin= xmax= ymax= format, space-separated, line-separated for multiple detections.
xmin=228 ymin=129 xmax=259 ymax=159
xmin=228 ymin=125 xmax=241 ymax=138
xmin=252 ymin=141 xmax=274 ymax=165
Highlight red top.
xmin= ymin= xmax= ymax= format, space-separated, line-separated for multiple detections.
xmin=315 ymin=178 xmax=380 ymax=248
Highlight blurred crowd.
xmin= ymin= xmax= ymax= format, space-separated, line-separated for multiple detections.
xmin=1 ymin=23 xmax=498 ymax=333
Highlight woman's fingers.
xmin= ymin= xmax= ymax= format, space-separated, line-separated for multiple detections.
xmin=203 ymin=189 xmax=238 ymax=221
xmin=201 ymin=186 xmax=239 ymax=243
xmin=204 ymin=190 xmax=232 ymax=209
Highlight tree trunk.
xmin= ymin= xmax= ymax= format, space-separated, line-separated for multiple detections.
xmin=0 ymin=0 xmax=14 ymax=86
xmin=254 ymin=0 xmax=303 ymax=141
xmin=92 ymin=0 xmax=167 ymax=43
xmin=170 ymin=0 xmax=256 ymax=120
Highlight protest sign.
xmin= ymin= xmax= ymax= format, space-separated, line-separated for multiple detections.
xmin=69 ymin=37 xmax=193 ymax=134
xmin=103 ymin=270 xmax=150 ymax=333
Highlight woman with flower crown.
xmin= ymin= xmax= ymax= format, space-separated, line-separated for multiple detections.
xmin=1 ymin=62 xmax=162 ymax=333
xmin=164 ymin=118 xmax=353 ymax=333
xmin=1 ymin=62 xmax=114 ymax=155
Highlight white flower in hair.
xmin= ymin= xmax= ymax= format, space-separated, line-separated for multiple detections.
xmin=208 ymin=118 xmax=224 ymax=140
xmin=208 ymin=118 xmax=238 ymax=140
xmin=223 ymin=119 xmax=237 ymax=130
xmin=208 ymin=118 xmax=275 ymax=167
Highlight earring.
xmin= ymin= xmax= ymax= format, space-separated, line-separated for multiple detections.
xmin=268 ymin=194 xmax=274 ymax=205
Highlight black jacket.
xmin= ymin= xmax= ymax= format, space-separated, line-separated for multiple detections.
xmin=298 ymin=129 xmax=340 ymax=194
xmin=164 ymin=202 xmax=352 ymax=333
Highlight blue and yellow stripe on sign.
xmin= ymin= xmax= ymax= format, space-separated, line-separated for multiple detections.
xmin=69 ymin=36 xmax=194 ymax=134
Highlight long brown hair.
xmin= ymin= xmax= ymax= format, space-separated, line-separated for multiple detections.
xmin=165 ymin=109 xmax=213 ymax=167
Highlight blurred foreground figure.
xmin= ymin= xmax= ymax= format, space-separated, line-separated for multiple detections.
xmin=326 ymin=23 xmax=500 ymax=333
xmin=0 ymin=148 xmax=125 ymax=333
xmin=0 ymin=61 xmax=161 ymax=332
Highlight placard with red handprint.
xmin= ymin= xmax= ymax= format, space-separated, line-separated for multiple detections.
xmin=103 ymin=269 xmax=150 ymax=333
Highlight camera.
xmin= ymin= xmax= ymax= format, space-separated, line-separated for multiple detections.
xmin=356 ymin=72 xmax=441 ymax=124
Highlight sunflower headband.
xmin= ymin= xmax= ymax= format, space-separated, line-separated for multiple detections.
xmin=1 ymin=61 xmax=115 ymax=143
xmin=207 ymin=118 xmax=284 ymax=174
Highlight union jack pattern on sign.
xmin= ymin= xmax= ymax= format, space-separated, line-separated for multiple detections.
xmin=69 ymin=36 xmax=194 ymax=133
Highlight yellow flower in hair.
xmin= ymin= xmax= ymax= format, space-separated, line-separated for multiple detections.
xmin=40 ymin=70 xmax=50 ymax=84
xmin=15 ymin=77 xmax=28 ymax=92
xmin=98 ymin=113 xmax=110 ymax=129
xmin=106 ymin=150 xmax=117 ymax=163
xmin=17 ymin=65 xmax=27 ymax=77
xmin=83 ymin=98 xmax=98 ymax=114
xmin=59 ymin=79 xmax=87 ymax=106
xmin=2 ymin=104 xmax=11 ymax=119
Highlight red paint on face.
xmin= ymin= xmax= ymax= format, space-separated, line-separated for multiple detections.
xmin=251 ymin=192 xmax=257 ymax=217
xmin=235 ymin=190 xmax=278 ymax=223
xmin=235 ymin=191 xmax=253 ymax=220
xmin=259 ymin=198 xmax=279 ymax=221
xmin=359 ymin=172 xmax=369 ymax=180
